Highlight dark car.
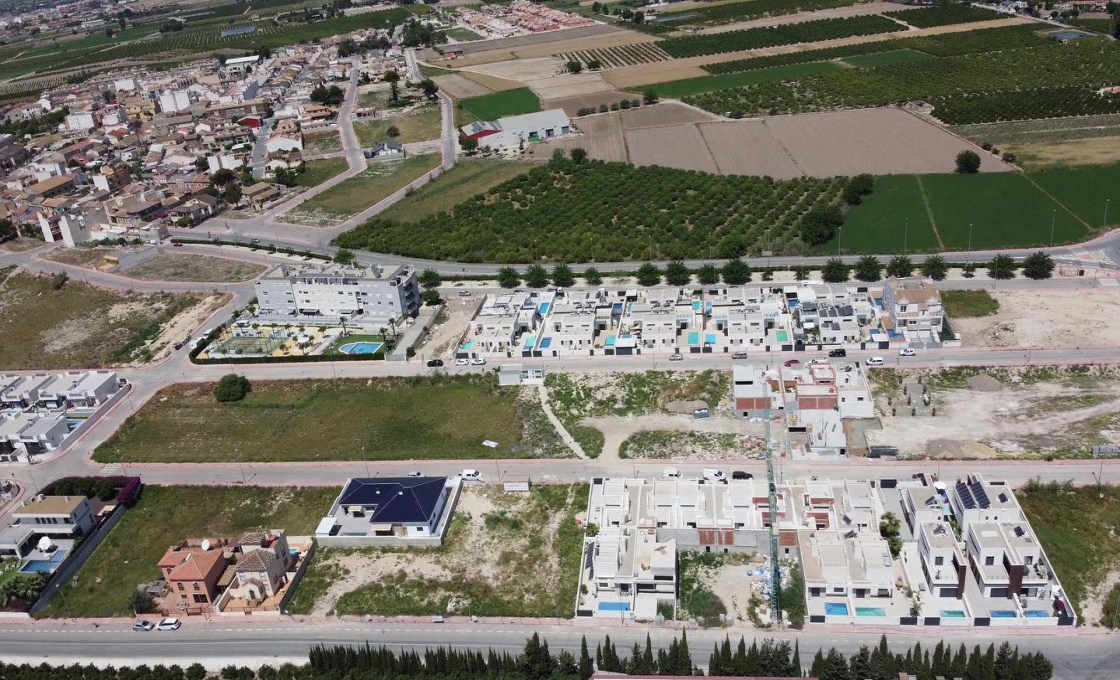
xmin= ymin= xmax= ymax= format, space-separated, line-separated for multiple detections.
xmin=426 ymin=359 xmax=444 ymax=368
xmin=828 ymin=349 xmax=847 ymax=358
xmin=731 ymin=471 xmax=753 ymax=480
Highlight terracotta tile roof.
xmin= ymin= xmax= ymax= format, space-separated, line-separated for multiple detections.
xmin=166 ymin=549 xmax=225 ymax=582
xmin=236 ymin=549 xmax=276 ymax=573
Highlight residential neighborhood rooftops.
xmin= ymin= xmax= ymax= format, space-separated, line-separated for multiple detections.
xmin=15 ymin=494 xmax=86 ymax=516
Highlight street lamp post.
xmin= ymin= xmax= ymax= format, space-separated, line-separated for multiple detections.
xmin=903 ymin=218 xmax=908 ymax=254
xmin=1050 ymin=210 xmax=1056 ymax=247
xmin=1105 ymin=198 xmax=1111 ymax=229
xmin=837 ymin=226 xmax=842 ymax=256
xmin=967 ymin=223 xmax=974 ymax=260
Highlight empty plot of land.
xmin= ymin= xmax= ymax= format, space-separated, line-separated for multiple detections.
xmin=450 ymin=27 xmax=660 ymax=66
xmin=463 ymin=56 xmax=564 ymax=82
xmin=621 ymin=102 xmax=719 ymax=128
xmin=440 ymin=24 xmax=621 ymax=56
xmin=533 ymin=112 xmax=628 ymax=162
xmin=765 ymin=108 xmax=1011 ymax=176
xmin=432 ymin=73 xmax=492 ymax=99
xmin=531 ymin=72 xmax=616 ymax=100
xmin=699 ymin=121 xmax=802 ymax=178
xmin=1000 ymin=136 xmax=1120 ymax=171
xmin=951 ymin=288 xmax=1120 ymax=350
xmin=626 ymin=124 xmax=719 ymax=173
xmin=697 ymin=1 xmax=911 ymax=35
xmin=543 ymin=90 xmax=633 ymax=117
xmin=126 ymin=254 xmax=267 ymax=283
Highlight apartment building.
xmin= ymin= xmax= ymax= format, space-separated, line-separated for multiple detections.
xmin=254 ymin=263 xmax=420 ymax=325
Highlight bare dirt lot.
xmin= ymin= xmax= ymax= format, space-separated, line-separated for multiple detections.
xmin=627 ymin=124 xmax=720 ymax=173
xmin=432 ymin=73 xmax=493 ymax=99
xmin=462 ymin=56 xmax=565 ymax=82
xmin=866 ymin=366 xmax=1120 ymax=458
xmin=455 ymin=70 xmax=524 ymax=92
xmin=698 ymin=1 xmax=910 ymax=35
xmin=450 ymin=27 xmax=661 ymax=66
xmin=0 ymin=238 xmax=45 ymax=253
xmin=532 ymin=72 xmax=616 ymax=100
xmin=699 ymin=121 xmax=803 ymax=178
xmin=126 ymin=254 xmax=267 ymax=282
xmin=531 ymin=112 xmax=628 ymax=162
xmin=543 ymin=90 xmax=634 ymax=117
xmin=951 ymin=288 xmax=1120 ymax=349
xmin=621 ymin=102 xmax=719 ymax=128
xmin=441 ymin=24 xmax=623 ymax=57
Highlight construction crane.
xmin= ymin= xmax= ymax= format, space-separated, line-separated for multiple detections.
xmin=764 ymin=404 xmax=782 ymax=625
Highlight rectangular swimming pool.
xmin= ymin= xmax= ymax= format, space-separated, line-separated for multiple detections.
xmin=824 ymin=602 xmax=849 ymax=616
xmin=598 ymin=602 xmax=630 ymax=612
xmin=687 ymin=331 xmax=700 ymax=346
xmin=856 ymin=607 xmax=886 ymax=617
xmin=940 ymin=610 xmax=966 ymax=618
xmin=990 ymin=610 xmax=1018 ymax=618
xmin=605 ymin=335 xmax=616 ymax=347
xmin=776 ymin=331 xmax=789 ymax=343
xmin=1025 ymin=610 xmax=1050 ymax=618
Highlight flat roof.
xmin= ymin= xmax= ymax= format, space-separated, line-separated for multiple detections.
xmin=16 ymin=495 xmax=86 ymax=516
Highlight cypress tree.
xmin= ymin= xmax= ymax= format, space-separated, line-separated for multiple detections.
xmin=579 ymin=637 xmax=593 ymax=680
xmin=791 ymin=640 xmax=802 ymax=678
xmin=810 ymin=649 xmax=826 ymax=678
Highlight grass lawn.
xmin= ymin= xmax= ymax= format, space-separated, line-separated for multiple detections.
xmin=354 ymin=105 xmax=442 ymax=145
xmin=1027 ymin=162 xmax=1120 ymax=231
xmin=0 ymin=267 xmax=199 ymax=369
xmin=642 ymin=61 xmax=840 ymax=99
xmin=379 ymin=159 xmax=537 ymax=223
xmin=820 ymin=175 xmax=940 ymax=254
xmin=840 ymin=49 xmax=933 ymax=68
xmin=941 ymin=289 xmax=999 ymax=318
xmin=445 ymin=27 xmax=484 ymax=41
xmin=93 ymin=375 xmax=527 ymax=463
xmin=42 ymin=486 xmax=338 ymax=618
xmin=460 ymin=88 xmax=541 ymax=121
xmin=283 ymin=154 xmax=440 ymax=226
xmin=921 ymin=172 xmax=1089 ymax=250
xmin=1017 ymin=480 xmax=1120 ymax=624
xmin=289 ymin=485 xmax=587 ymax=617
xmin=294 ymin=158 xmax=348 ymax=188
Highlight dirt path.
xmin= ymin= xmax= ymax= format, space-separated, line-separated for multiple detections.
xmin=538 ymin=385 xmax=587 ymax=458
xmin=586 ymin=413 xmax=755 ymax=460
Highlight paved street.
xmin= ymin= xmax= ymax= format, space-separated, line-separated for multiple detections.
xmin=0 ymin=619 xmax=1115 ymax=678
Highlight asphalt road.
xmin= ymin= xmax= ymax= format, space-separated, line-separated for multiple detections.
xmin=0 ymin=620 xmax=1116 ymax=678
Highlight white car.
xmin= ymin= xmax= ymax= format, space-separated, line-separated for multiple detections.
xmin=703 ymin=468 xmax=727 ymax=484
xmin=407 ymin=471 xmax=424 ymax=478
xmin=810 ymin=357 xmax=829 ymax=365
xmin=865 ymin=357 xmax=885 ymax=366
xmin=156 ymin=617 xmax=181 ymax=631
xmin=663 ymin=467 xmax=682 ymax=479
xmin=470 ymin=357 xmax=486 ymax=366
xmin=454 ymin=358 xmax=469 ymax=366
xmin=460 ymin=469 xmax=484 ymax=481
xmin=899 ymin=348 xmax=917 ymax=357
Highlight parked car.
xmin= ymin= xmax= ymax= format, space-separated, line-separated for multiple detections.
xmin=250 ymin=238 xmax=261 ymax=245
xmin=663 ymin=467 xmax=682 ymax=479
xmin=132 ymin=620 xmax=154 ymax=632
xmin=669 ymin=352 xmax=684 ymax=362
xmin=156 ymin=618 xmax=181 ymax=631
xmin=172 ymin=242 xmax=183 ymax=247
xmin=458 ymin=290 xmax=471 ymax=297
xmin=454 ymin=358 xmax=469 ymax=366
xmin=460 ymin=469 xmax=484 ymax=481
xmin=865 ymin=357 xmax=885 ymax=366
xmin=470 ymin=357 xmax=486 ymax=366
xmin=407 ymin=471 xmax=423 ymax=478
xmin=703 ymin=468 xmax=727 ymax=484
xmin=731 ymin=471 xmax=753 ymax=480
xmin=431 ymin=615 xmax=445 ymax=623
xmin=828 ymin=348 xmax=847 ymax=358
xmin=783 ymin=359 xmax=800 ymax=368
xmin=426 ymin=359 xmax=444 ymax=368
xmin=173 ymin=335 xmax=191 ymax=350
xmin=732 ymin=351 xmax=749 ymax=359
xmin=899 ymin=348 xmax=917 ymax=357
xmin=693 ymin=408 xmax=710 ymax=419
xmin=810 ymin=357 xmax=829 ymax=364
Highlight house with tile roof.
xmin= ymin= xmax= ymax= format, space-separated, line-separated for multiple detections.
xmin=315 ymin=476 xmax=460 ymax=548
xmin=158 ymin=541 xmax=229 ymax=610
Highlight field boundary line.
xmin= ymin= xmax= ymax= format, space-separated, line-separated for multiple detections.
xmin=914 ymin=175 xmax=944 ymax=249
xmin=761 ymin=119 xmax=807 ymax=176
xmin=1020 ymin=172 xmax=1093 ymax=231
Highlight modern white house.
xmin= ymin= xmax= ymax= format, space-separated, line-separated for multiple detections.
xmin=0 ymin=494 xmax=96 ymax=556
xmin=315 ymin=476 xmax=459 ymax=548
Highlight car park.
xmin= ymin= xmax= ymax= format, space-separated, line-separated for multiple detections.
xmin=866 ymin=357 xmax=885 ymax=366
xmin=899 ymin=348 xmax=917 ymax=357
xmin=828 ymin=349 xmax=847 ymax=358
xmin=156 ymin=618 xmax=181 ymax=631
xmin=426 ymin=359 xmax=444 ymax=367
xmin=454 ymin=358 xmax=469 ymax=366
xmin=132 ymin=620 xmax=154 ymax=632
xmin=731 ymin=471 xmax=753 ymax=480
xmin=470 ymin=357 xmax=486 ymax=366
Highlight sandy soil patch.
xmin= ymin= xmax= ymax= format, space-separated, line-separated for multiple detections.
xmin=542 ymin=90 xmax=634 ymax=117
xmin=1082 ymin=569 xmax=1120 ymax=628
xmin=621 ymin=102 xmax=719 ymax=128
xmin=1001 ymin=136 xmax=1120 ymax=171
xmin=602 ymin=17 xmax=1031 ymax=88
xmin=42 ymin=246 xmax=121 ymax=268
xmin=451 ymin=28 xmax=661 ymax=66
xmin=418 ymin=296 xmax=479 ymax=358
xmin=699 ymin=121 xmax=802 ymax=178
xmin=531 ymin=112 xmax=628 ymax=162
xmin=710 ymin=554 xmax=769 ymax=624
xmin=432 ymin=73 xmax=493 ymax=99
xmin=531 ymin=72 xmax=616 ymax=100
xmin=697 ymin=1 xmax=909 ymax=35
xmin=0 ymin=238 xmax=46 ymax=253
xmin=462 ymin=56 xmax=566 ymax=82
xmin=586 ymin=413 xmax=763 ymax=460
xmin=626 ymin=124 xmax=719 ymax=173
xmin=764 ymin=108 xmax=1012 ymax=176
xmin=951 ymin=288 xmax=1120 ymax=349
xmin=441 ymin=24 xmax=624 ymax=57
xmin=147 ymin=293 xmax=231 ymax=364
xmin=126 ymin=254 xmax=267 ymax=283
xmin=456 ymin=70 xmax=524 ymax=92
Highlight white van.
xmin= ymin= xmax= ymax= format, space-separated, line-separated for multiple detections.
xmin=865 ymin=357 xmax=885 ymax=366
xmin=703 ymin=468 xmax=727 ymax=483
xmin=460 ymin=469 xmax=484 ymax=481
xmin=664 ymin=467 xmax=682 ymax=479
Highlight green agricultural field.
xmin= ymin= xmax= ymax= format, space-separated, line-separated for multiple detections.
xmin=43 ymin=486 xmax=337 ymax=618
xmin=445 ymin=27 xmax=483 ymax=41
xmin=294 ymin=158 xmax=348 ymax=187
xmin=379 ymin=159 xmax=540 ymax=223
xmin=283 ymin=154 xmax=440 ymax=227
xmin=818 ymin=175 xmax=940 ymax=254
xmin=460 ymin=88 xmax=541 ymax=121
xmin=644 ymin=61 xmax=841 ymax=99
xmin=93 ymin=376 xmax=531 ymax=463
xmin=1028 ymin=163 xmax=1120 ymax=230
xmin=354 ymin=105 xmax=442 ymax=144
xmin=840 ymin=49 xmax=932 ymax=68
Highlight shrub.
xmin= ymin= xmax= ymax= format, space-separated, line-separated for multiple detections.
xmin=955 ymin=150 xmax=981 ymax=174
xmin=1021 ymin=251 xmax=1054 ymax=279
xmin=821 ymin=257 xmax=849 ymax=283
xmin=636 ymin=262 xmax=661 ymax=286
xmin=800 ymin=205 xmax=843 ymax=246
xmin=214 ymin=374 xmax=251 ymax=402
xmin=50 ymin=272 xmax=68 ymax=290
xmin=987 ymin=254 xmax=1016 ymax=279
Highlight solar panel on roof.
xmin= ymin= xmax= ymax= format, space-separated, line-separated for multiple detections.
xmin=970 ymin=480 xmax=991 ymax=509
xmin=956 ymin=481 xmax=976 ymax=509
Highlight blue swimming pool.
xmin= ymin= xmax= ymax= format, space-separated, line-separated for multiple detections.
xmin=1025 ymin=610 xmax=1050 ymax=618
xmin=825 ymin=602 xmax=849 ymax=616
xmin=704 ymin=334 xmax=716 ymax=345
xmin=21 ymin=552 xmax=64 ymax=573
xmin=524 ymin=335 xmax=537 ymax=349
xmin=539 ymin=303 xmax=550 ymax=315
xmin=687 ymin=331 xmax=700 ymax=346
xmin=338 ymin=341 xmax=383 ymax=355
xmin=1050 ymin=29 xmax=1089 ymax=39
xmin=856 ymin=607 xmax=886 ymax=617
xmin=940 ymin=610 xmax=966 ymax=618
xmin=990 ymin=610 xmax=1018 ymax=618
xmin=540 ymin=337 xmax=552 ymax=349
xmin=605 ymin=335 xmax=616 ymax=347
xmin=692 ymin=300 xmax=701 ymax=311
xmin=460 ymin=340 xmax=475 ymax=351
xmin=599 ymin=602 xmax=630 ymax=612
